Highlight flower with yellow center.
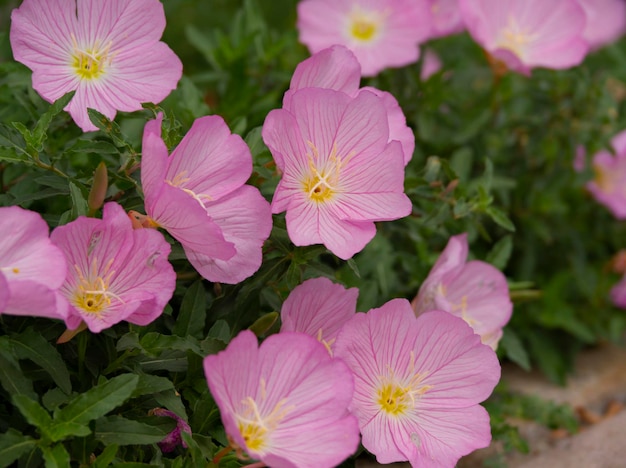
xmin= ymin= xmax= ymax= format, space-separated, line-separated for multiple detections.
xmin=348 ymin=7 xmax=383 ymax=42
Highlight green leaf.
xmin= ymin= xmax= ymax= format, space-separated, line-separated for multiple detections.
xmin=0 ymin=343 xmax=36 ymax=399
xmin=207 ymin=320 xmax=230 ymax=343
xmin=131 ymin=374 xmax=176 ymax=398
xmin=248 ymin=312 xmax=278 ymax=338
xmin=12 ymin=395 xmax=52 ymax=431
xmin=0 ymin=429 xmax=37 ymax=468
xmin=41 ymin=443 xmax=70 ymax=468
xmin=485 ymin=235 xmax=513 ymax=270
xmin=69 ymin=181 xmax=89 ymax=220
xmin=10 ymin=328 xmax=72 ymax=394
xmin=55 ymin=374 xmax=138 ymax=425
xmin=500 ymin=329 xmax=531 ymax=371
xmin=95 ymin=416 xmax=172 ymax=446
xmin=173 ymin=280 xmax=207 ymax=339
xmin=92 ymin=444 xmax=119 ymax=468
xmin=32 ymin=91 xmax=75 ymax=151
xmin=139 ymin=333 xmax=202 ymax=356
xmin=485 ymin=206 xmax=516 ymax=232
xmin=87 ymin=109 xmax=129 ymax=148
xmin=46 ymin=422 xmax=92 ymax=442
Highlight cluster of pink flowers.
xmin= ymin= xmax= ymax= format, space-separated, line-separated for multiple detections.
xmin=296 ymin=0 xmax=625 ymax=78
xmin=205 ymin=270 xmax=503 ymax=467
xmin=263 ymin=45 xmax=413 ymax=259
xmin=0 ymin=203 xmax=176 ymax=334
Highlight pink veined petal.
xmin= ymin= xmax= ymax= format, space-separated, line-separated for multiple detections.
xmin=297 ymin=0 xmax=352 ymax=53
xmin=283 ymin=195 xmax=324 ymax=246
xmin=280 ymin=277 xmax=359 ymax=345
xmin=525 ymin=38 xmax=588 ymax=69
xmin=166 ymin=115 xmax=252 ymax=201
xmin=317 ymin=206 xmax=377 ymax=260
xmin=67 ymin=81 xmax=119 ymax=132
xmin=76 ymin=0 xmax=167 ymax=50
xmin=141 ymin=113 xmax=170 ymax=204
xmin=1 ymin=279 xmax=68 ymax=322
xmin=147 ymin=182 xmax=236 ymax=261
xmin=262 ymin=107 xmax=310 ymax=173
xmin=428 ymin=233 xmax=469 ymax=282
xmin=578 ymin=0 xmax=626 ymax=49
xmin=186 ymin=186 xmax=272 ymax=284
xmin=284 ymin=45 xmax=362 ymax=109
xmin=0 ymin=274 xmax=8 ymax=312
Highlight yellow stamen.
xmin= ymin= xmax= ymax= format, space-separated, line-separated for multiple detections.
xmin=348 ymin=8 xmax=383 ymax=42
xmin=72 ymin=258 xmax=123 ymax=315
xmin=301 ymin=142 xmax=352 ymax=204
xmin=497 ymin=16 xmax=537 ymax=58
xmin=166 ymin=170 xmax=213 ymax=208
xmin=70 ymin=33 xmax=113 ymax=80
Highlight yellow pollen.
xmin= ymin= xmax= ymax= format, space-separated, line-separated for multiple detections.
xmin=316 ymin=328 xmax=336 ymax=356
xmin=301 ymin=142 xmax=352 ymax=204
xmin=70 ymin=34 xmax=113 ymax=80
xmin=12 ymin=268 xmax=19 ymax=274
xmin=72 ymin=258 xmax=123 ymax=315
xmin=349 ymin=8 xmax=382 ymax=42
xmin=376 ymin=353 xmax=432 ymax=417
xmin=497 ymin=16 xmax=537 ymax=58
xmin=234 ymin=389 xmax=292 ymax=455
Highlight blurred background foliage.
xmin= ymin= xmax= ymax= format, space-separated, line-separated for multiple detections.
xmin=1 ymin=0 xmax=626 ymax=465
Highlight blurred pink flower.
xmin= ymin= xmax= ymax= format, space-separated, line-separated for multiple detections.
xmin=203 ymin=330 xmax=360 ymax=467
xmin=412 ymin=233 xmax=512 ymax=350
xmin=427 ymin=0 xmax=465 ymax=38
xmin=151 ymin=408 xmax=192 ymax=453
xmin=10 ymin=0 xmax=182 ymax=132
xmin=0 ymin=206 xmax=69 ymax=323
xmin=263 ymin=87 xmax=412 ymax=259
xmin=459 ymin=0 xmax=589 ymax=75
xmin=573 ymin=144 xmax=586 ymax=173
xmin=280 ymin=277 xmax=358 ymax=354
xmin=297 ymin=0 xmax=432 ymax=76
xmin=334 ymin=299 xmax=500 ymax=467
xmin=420 ymin=49 xmax=443 ymax=81
xmin=51 ymin=202 xmax=175 ymax=333
xmin=136 ymin=113 xmax=272 ymax=284
xmin=586 ymin=130 xmax=626 ymax=219
xmin=577 ymin=0 xmax=626 ymax=49
xmin=610 ymin=275 xmax=626 ymax=309
xmin=285 ymin=45 xmax=415 ymax=164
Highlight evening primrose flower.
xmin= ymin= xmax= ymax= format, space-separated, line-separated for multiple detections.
xmin=412 ymin=233 xmax=512 ymax=350
xmin=280 ymin=277 xmax=358 ymax=354
xmin=10 ymin=0 xmax=182 ymax=132
xmin=577 ymin=0 xmax=626 ymax=49
xmin=203 ymin=330 xmax=360 ymax=467
xmin=0 ymin=206 xmax=68 ymax=322
xmin=427 ymin=0 xmax=465 ymax=39
xmin=263 ymin=87 xmax=412 ymax=259
xmin=459 ymin=0 xmax=589 ymax=75
xmin=297 ymin=0 xmax=432 ymax=76
xmin=334 ymin=300 xmax=501 ymax=467
xmin=134 ymin=113 xmax=272 ymax=284
xmin=586 ymin=130 xmax=626 ymax=219
xmin=285 ymin=45 xmax=415 ymax=165
xmin=50 ymin=202 xmax=175 ymax=333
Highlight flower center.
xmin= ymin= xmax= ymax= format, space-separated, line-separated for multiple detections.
xmin=72 ymin=258 xmax=122 ymax=314
xmin=376 ymin=354 xmax=432 ymax=417
xmin=301 ymin=142 xmax=350 ymax=204
xmin=497 ymin=16 xmax=536 ymax=58
xmin=348 ymin=8 xmax=382 ymax=42
xmin=166 ymin=170 xmax=213 ymax=208
xmin=234 ymin=391 xmax=291 ymax=456
xmin=70 ymin=34 xmax=112 ymax=80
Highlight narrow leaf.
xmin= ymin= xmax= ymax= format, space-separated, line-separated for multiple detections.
xmin=12 ymin=395 xmax=52 ymax=431
xmin=92 ymin=444 xmax=119 ymax=468
xmin=95 ymin=415 xmax=172 ymax=446
xmin=32 ymin=91 xmax=75 ymax=150
xmin=41 ymin=443 xmax=70 ymax=468
xmin=10 ymin=328 xmax=72 ymax=394
xmin=173 ymin=280 xmax=207 ymax=339
xmin=0 ymin=347 xmax=36 ymax=399
xmin=0 ymin=429 xmax=37 ymax=468
xmin=55 ymin=374 xmax=138 ymax=425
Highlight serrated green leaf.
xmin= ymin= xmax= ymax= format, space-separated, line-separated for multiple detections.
xmin=0 ymin=429 xmax=37 ymax=468
xmin=41 ymin=443 xmax=70 ymax=468
xmin=173 ymin=281 xmax=207 ymax=339
xmin=32 ymin=91 xmax=75 ymax=150
xmin=55 ymin=374 xmax=138 ymax=425
xmin=86 ymin=109 xmax=128 ymax=148
xmin=95 ymin=416 xmax=171 ymax=446
xmin=12 ymin=395 xmax=52 ymax=432
xmin=10 ymin=328 xmax=72 ymax=394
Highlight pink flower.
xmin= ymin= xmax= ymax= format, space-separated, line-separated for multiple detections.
xmin=285 ymin=45 xmax=415 ymax=165
xmin=280 ymin=277 xmax=358 ymax=354
xmin=203 ymin=330 xmax=360 ymax=467
xmin=0 ymin=206 xmax=68 ymax=322
xmin=586 ymin=130 xmax=626 ymax=219
xmin=10 ymin=0 xmax=182 ymax=132
xmin=459 ymin=0 xmax=589 ymax=75
xmin=150 ymin=408 xmax=192 ymax=453
xmin=420 ymin=49 xmax=443 ymax=81
xmin=334 ymin=299 xmax=501 ymax=467
xmin=297 ymin=0 xmax=432 ymax=76
xmin=411 ymin=233 xmax=512 ymax=350
xmin=427 ymin=0 xmax=465 ymax=38
xmin=50 ymin=202 xmax=175 ymax=333
xmin=577 ymin=0 xmax=626 ymax=49
xmin=136 ymin=113 xmax=272 ymax=284
xmin=263 ymin=87 xmax=412 ymax=259
xmin=610 ymin=276 xmax=626 ymax=309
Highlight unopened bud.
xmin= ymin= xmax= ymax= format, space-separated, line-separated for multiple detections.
xmin=88 ymin=162 xmax=108 ymax=215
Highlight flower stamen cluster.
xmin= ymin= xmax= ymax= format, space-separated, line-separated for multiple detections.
xmin=70 ymin=34 xmax=113 ymax=81
xmin=72 ymin=259 xmax=124 ymax=315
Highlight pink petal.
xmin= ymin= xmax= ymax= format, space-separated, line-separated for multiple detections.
xmin=2 ymin=279 xmax=68 ymax=322
xmin=262 ymin=107 xmax=310 ymax=173
xmin=0 ymin=274 xmax=7 ymax=312
xmin=186 ymin=186 xmax=271 ymax=284
xmin=141 ymin=113 xmax=169 ymax=204
xmin=167 ymin=116 xmax=252 ymax=201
